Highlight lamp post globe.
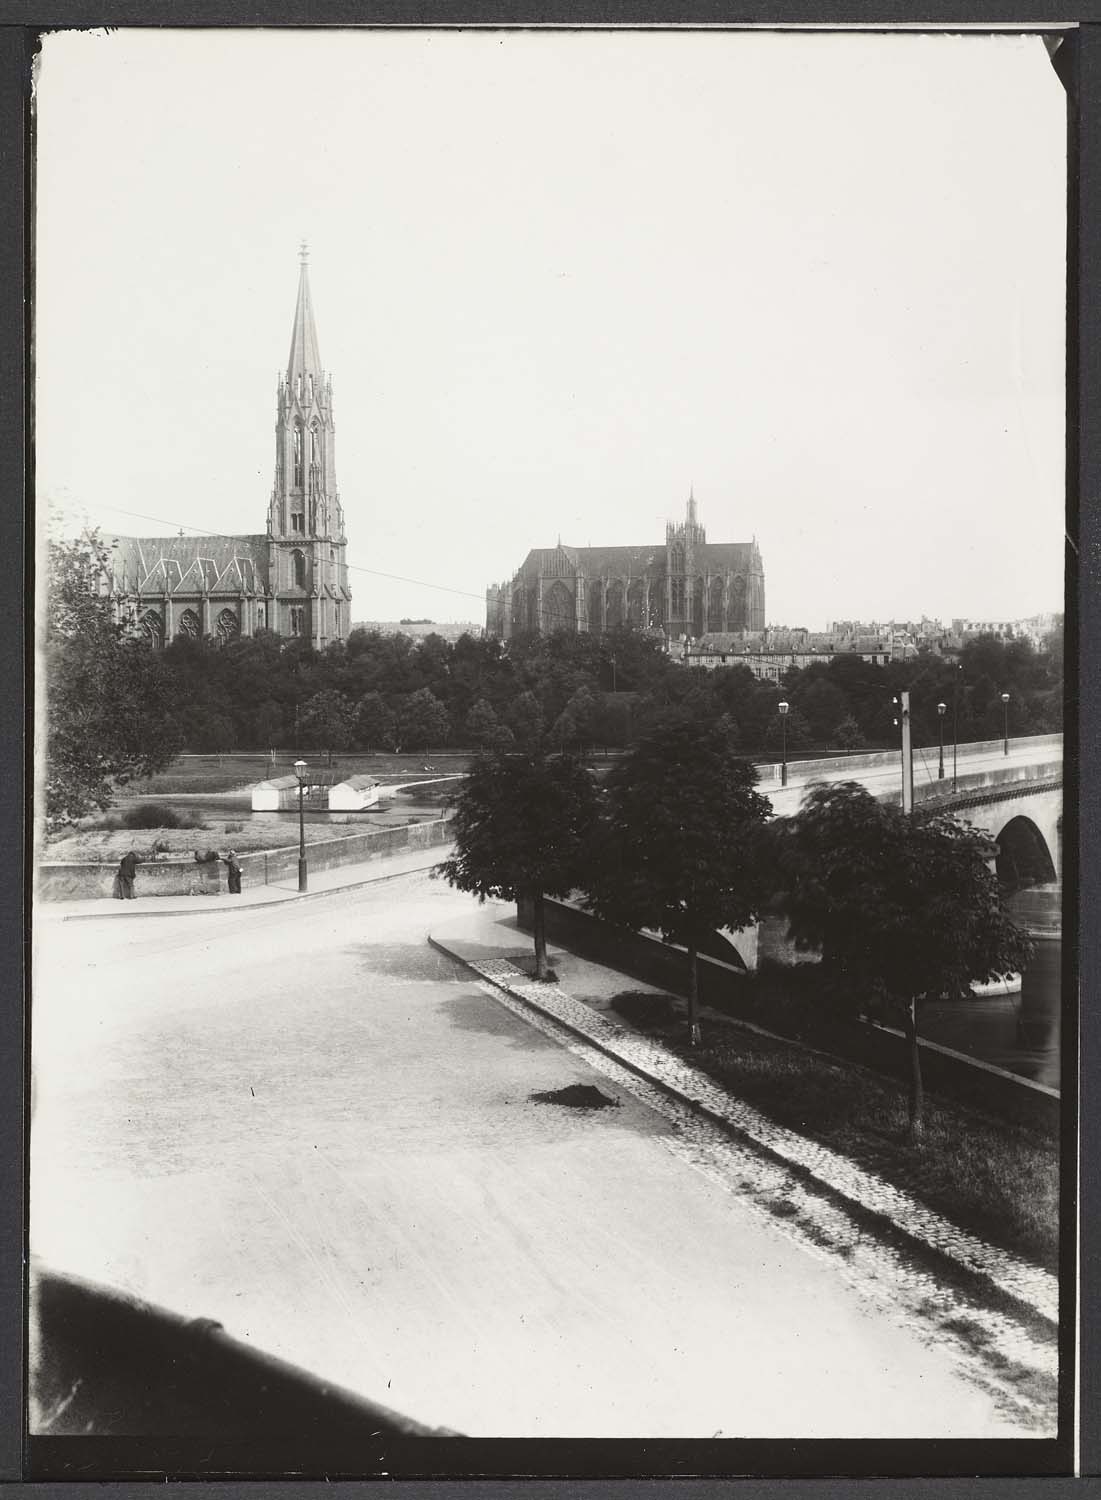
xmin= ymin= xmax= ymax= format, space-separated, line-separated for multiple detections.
xmin=778 ymin=699 xmax=790 ymax=788
xmin=294 ymin=758 xmax=309 ymax=892
xmin=1001 ymin=692 xmax=1011 ymax=757
xmin=937 ymin=701 xmax=946 ymax=780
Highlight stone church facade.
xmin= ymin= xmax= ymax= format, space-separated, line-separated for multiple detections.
xmin=108 ymin=248 xmax=352 ymax=649
xmin=485 ymin=494 xmax=765 ymax=643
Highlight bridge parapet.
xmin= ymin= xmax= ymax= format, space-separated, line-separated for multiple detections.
xmin=754 ymin=733 xmax=1062 ymax=787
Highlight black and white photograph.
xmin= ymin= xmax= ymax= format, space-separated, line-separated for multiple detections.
xmin=27 ymin=23 xmax=1072 ymax=1477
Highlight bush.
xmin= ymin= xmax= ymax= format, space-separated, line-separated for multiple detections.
xmin=120 ymin=803 xmax=206 ymax=830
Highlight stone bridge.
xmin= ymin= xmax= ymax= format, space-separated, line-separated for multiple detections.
xmin=758 ymin=733 xmax=1062 ymax=880
xmin=726 ymin=734 xmax=1064 ymax=969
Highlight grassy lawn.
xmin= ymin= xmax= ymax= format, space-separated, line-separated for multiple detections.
xmin=129 ymin=752 xmax=473 ymax=795
xmin=612 ymin=990 xmax=1059 ymax=1272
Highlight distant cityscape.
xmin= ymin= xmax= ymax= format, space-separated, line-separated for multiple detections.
xmin=680 ymin=612 xmax=1062 ymax=683
xmin=352 ymin=611 xmax=1062 ymax=684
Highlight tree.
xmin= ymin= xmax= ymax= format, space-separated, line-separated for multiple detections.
xmin=299 ymin=688 xmax=354 ymax=759
xmin=437 ymin=751 xmax=599 ymax=978
xmin=464 ymin=698 xmax=514 ymax=751
xmin=764 ymin=704 xmax=813 ymax=752
xmin=591 ymin=692 xmax=634 ymax=753
xmin=833 ymin=714 xmax=864 ymax=751
xmin=354 ymin=691 xmax=397 ymax=753
xmin=777 ymin=782 xmax=1034 ymax=1140
xmin=506 ymin=690 xmax=545 ymax=753
xmin=397 ymin=687 xmax=450 ymax=756
xmin=587 ymin=715 xmax=772 ymax=1044
xmin=44 ymin=530 xmax=182 ymax=828
xmin=253 ymin=699 xmax=284 ymax=751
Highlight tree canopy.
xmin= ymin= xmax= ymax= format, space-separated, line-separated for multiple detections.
xmin=436 ymin=750 xmax=598 ymax=978
xmin=587 ymin=714 xmax=773 ymax=1041
xmin=776 ymin=780 xmax=1035 ymax=1136
xmin=44 ymin=530 xmax=182 ymax=827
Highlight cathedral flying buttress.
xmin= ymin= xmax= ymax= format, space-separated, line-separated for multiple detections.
xmin=107 ymin=247 xmax=353 ymax=649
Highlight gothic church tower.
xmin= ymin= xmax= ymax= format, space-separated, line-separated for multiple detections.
xmin=267 ymin=244 xmax=352 ymax=647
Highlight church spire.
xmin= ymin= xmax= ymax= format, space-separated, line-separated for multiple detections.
xmin=286 ymin=240 xmax=323 ymax=386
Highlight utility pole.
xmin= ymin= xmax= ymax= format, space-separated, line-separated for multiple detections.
xmin=894 ymin=691 xmax=914 ymax=815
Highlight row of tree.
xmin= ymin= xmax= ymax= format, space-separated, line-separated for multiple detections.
xmin=43 ymin=529 xmax=1063 ymax=825
xmin=151 ymin=616 xmax=1064 ymax=759
xmin=439 ymin=718 xmax=1034 ymax=1141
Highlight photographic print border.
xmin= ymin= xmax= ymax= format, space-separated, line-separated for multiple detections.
xmin=3 ymin=4 xmax=1097 ymax=1491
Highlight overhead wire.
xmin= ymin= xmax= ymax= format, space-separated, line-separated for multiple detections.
xmin=91 ymin=503 xmax=488 ymax=604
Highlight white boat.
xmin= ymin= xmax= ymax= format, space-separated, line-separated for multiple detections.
xmin=969 ymin=972 xmax=1022 ymax=998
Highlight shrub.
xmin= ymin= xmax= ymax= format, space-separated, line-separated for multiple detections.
xmin=120 ymin=802 xmax=206 ymax=830
xmin=122 ymin=802 xmax=183 ymax=829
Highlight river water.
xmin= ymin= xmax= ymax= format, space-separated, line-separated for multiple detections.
xmin=919 ymin=883 xmax=1063 ymax=1090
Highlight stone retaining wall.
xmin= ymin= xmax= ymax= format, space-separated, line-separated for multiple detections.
xmin=37 ymin=816 xmax=455 ymax=901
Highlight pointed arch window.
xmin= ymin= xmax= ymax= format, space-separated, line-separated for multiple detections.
xmin=216 ymin=608 xmax=240 ymax=643
xmin=292 ymin=549 xmax=306 ymax=589
xmin=308 ymin=374 xmax=314 ymax=402
xmin=310 ymin=425 xmax=320 ymax=472
xmin=139 ymin=610 xmax=163 ymax=647
xmin=293 ymin=425 xmax=304 ymax=488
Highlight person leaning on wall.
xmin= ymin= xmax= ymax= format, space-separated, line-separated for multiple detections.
xmin=114 ymin=849 xmax=139 ymax=900
xmin=221 ymin=850 xmax=242 ymax=895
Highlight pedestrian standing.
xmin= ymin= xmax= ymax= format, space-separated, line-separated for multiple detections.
xmin=116 ymin=849 xmax=139 ymax=900
xmin=222 ymin=850 xmax=243 ymax=895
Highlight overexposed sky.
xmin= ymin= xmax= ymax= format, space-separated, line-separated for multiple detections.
xmin=35 ymin=28 xmax=1066 ymax=629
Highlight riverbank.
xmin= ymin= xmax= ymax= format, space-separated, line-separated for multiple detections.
xmin=609 ymin=990 xmax=1058 ymax=1272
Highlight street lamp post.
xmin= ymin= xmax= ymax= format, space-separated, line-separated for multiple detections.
xmin=294 ymin=758 xmax=309 ymax=893
xmin=1001 ymin=692 xmax=1010 ymax=756
xmin=952 ymin=664 xmax=961 ymax=791
xmin=778 ymin=700 xmax=790 ymax=787
xmin=937 ymin=701 xmax=946 ymax=780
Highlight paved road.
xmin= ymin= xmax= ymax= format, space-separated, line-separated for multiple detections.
xmin=32 ymin=874 xmax=1023 ymax=1438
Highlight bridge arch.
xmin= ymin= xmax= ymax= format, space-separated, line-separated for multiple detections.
xmin=993 ymin=814 xmax=1058 ymax=889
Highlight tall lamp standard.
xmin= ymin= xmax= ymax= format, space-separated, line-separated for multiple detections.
xmin=937 ymin=702 xmax=946 ymax=780
xmin=294 ymin=758 xmax=309 ymax=893
xmin=1001 ymin=692 xmax=1011 ymax=757
xmin=778 ymin=700 xmax=790 ymax=787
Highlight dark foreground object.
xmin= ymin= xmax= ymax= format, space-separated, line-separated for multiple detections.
xmin=26 ymin=1268 xmax=1069 ymax=1479
xmin=530 ymin=1083 xmax=620 ymax=1110
xmin=31 ymin=1269 xmax=456 ymax=1443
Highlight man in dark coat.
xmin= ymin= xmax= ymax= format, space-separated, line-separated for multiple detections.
xmin=222 ymin=850 xmax=242 ymax=895
xmin=116 ymin=850 xmax=139 ymax=900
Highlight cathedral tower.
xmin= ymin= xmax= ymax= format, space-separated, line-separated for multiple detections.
xmin=267 ymin=244 xmax=352 ymax=646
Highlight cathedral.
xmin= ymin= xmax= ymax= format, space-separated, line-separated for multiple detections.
xmin=107 ymin=247 xmax=352 ymax=649
xmin=485 ymin=493 xmax=765 ymax=642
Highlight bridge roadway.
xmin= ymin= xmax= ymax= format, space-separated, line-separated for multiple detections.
xmin=30 ymin=873 xmax=1028 ymax=1440
xmin=760 ymin=736 xmax=1061 ymax=817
